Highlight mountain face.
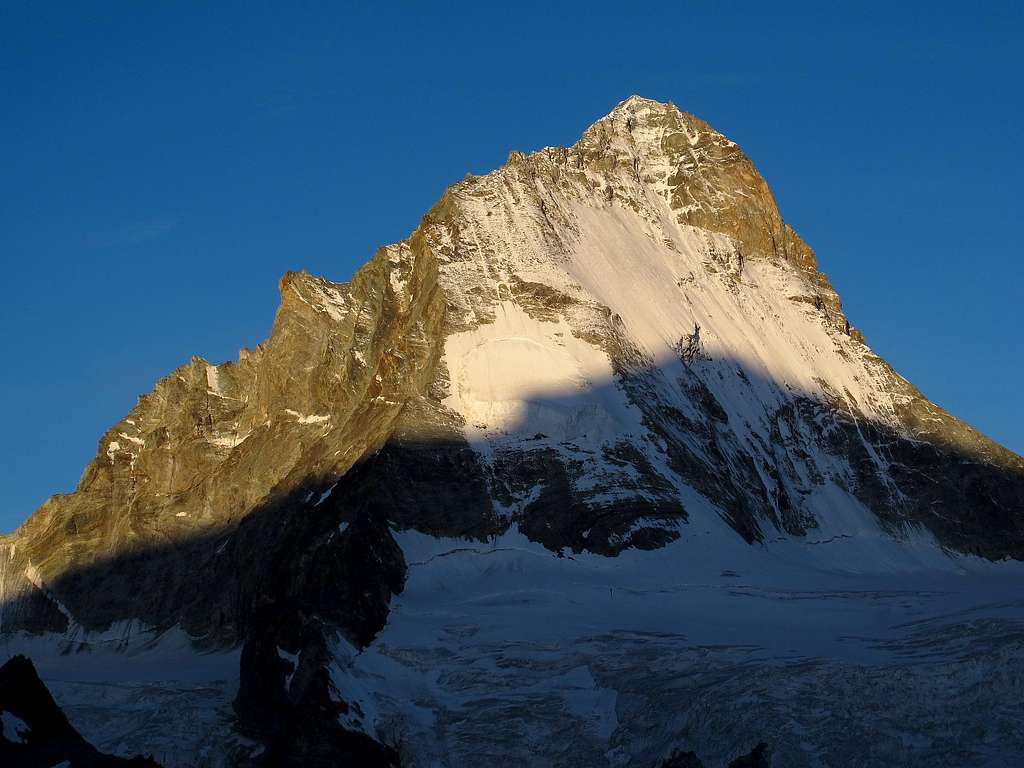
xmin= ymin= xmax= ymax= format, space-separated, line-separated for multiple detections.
xmin=2 ymin=96 xmax=1023 ymax=766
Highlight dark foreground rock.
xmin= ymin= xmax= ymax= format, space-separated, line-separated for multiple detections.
xmin=660 ymin=742 xmax=771 ymax=768
xmin=660 ymin=749 xmax=706 ymax=768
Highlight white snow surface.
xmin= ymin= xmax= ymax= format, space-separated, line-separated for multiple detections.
xmin=563 ymin=203 xmax=889 ymax=426
xmin=443 ymin=301 xmax=644 ymax=447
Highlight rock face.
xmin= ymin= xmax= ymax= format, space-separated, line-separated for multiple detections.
xmin=0 ymin=654 xmax=161 ymax=767
xmin=1 ymin=96 xmax=1022 ymax=765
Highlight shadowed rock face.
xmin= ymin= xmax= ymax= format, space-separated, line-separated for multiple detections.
xmin=0 ymin=96 xmax=1022 ymax=763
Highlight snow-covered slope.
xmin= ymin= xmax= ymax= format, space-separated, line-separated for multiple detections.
xmin=409 ymin=94 xmax=1023 ymax=557
xmin=2 ymin=96 xmax=1022 ymax=767
xmin=336 ymin=529 xmax=1024 ymax=767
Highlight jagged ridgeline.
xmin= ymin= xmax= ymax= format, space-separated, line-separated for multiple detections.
xmin=1 ymin=96 xmax=1022 ymax=766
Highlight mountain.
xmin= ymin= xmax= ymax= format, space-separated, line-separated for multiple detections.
xmin=2 ymin=96 xmax=1023 ymax=767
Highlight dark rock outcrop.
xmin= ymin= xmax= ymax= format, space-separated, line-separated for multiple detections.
xmin=658 ymin=742 xmax=770 ymax=768
xmin=660 ymin=748 xmax=707 ymax=767
xmin=727 ymin=742 xmax=771 ymax=768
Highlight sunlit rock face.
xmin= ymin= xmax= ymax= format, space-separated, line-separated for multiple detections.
xmin=1 ymin=96 xmax=1023 ymax=766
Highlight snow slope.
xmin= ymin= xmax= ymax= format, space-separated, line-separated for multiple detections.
xmin=335 ymin=529 xmax=1024 ymax=767
xmin=443 ymin=300 xmax=645 ymax=447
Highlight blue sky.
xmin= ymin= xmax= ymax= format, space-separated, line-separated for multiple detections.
xmin=2 ymin=2 xmax=1021 ymax=531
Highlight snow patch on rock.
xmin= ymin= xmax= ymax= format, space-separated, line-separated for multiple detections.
xmin=442 ymin=301 xmax=644 ymax=448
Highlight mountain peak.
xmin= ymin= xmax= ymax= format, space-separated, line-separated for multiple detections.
xmin=594 ymin=94 xmax=715 ymax=140
xmin=489 ymin=95 xmax=821 ymax=275
xmin=611 ymin=93 xmax=675 ymax=113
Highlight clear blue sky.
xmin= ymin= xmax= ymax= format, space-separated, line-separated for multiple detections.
xmin=2 ymin=2 xmax=1021 ymax=531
